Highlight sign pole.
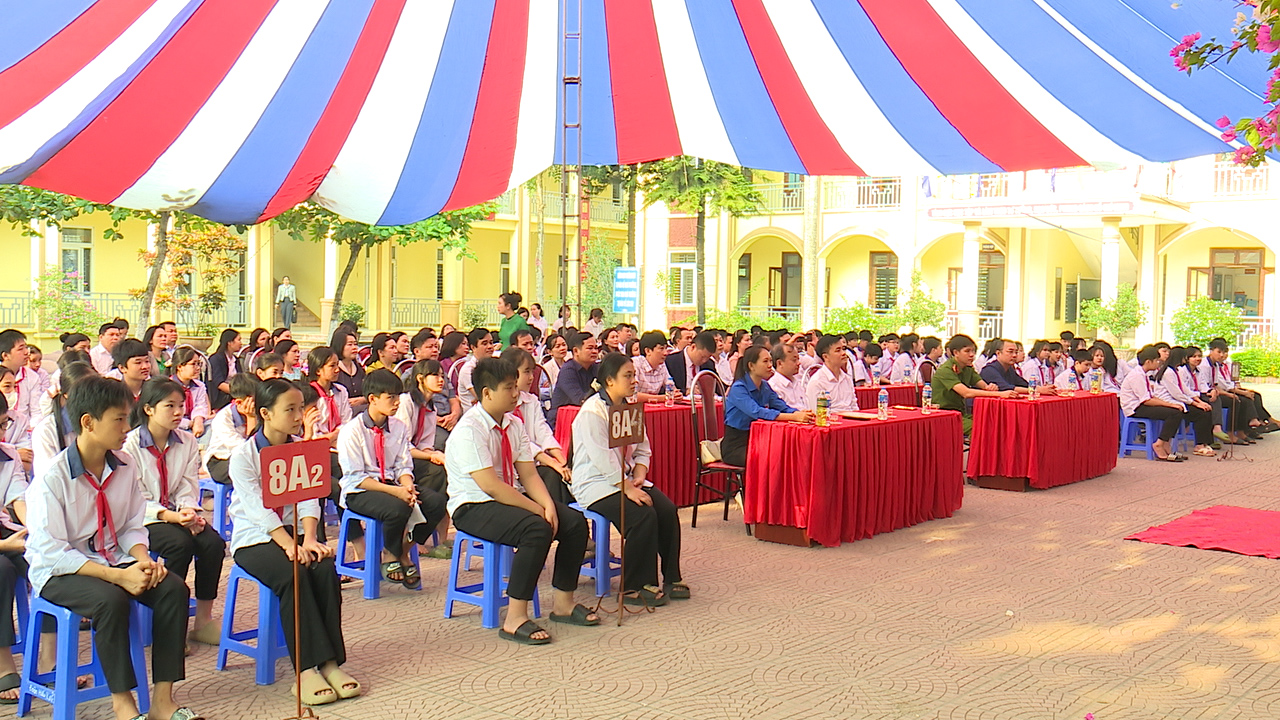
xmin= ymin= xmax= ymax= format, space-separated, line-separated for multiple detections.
xmin=285 ymin=503 xmax=318 ymax=720
xmin=592 ymin=400 xmax=651 ymax=625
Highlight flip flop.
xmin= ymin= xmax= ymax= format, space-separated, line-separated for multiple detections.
xmin=1155 ymin=454 xmax=1185 ymax=463
xmin=380 ymin=561 xmax=404 ymax=583
xmin=664 ymin=582 xmax=691 ymax=600
xmin=401 ymin=563 xmax=422 ymax=591
xmin=499 ymin=619 xmax=551 ymax=645
xmin=1192 ymin=447 xmax=1217 ymax=457
xmin=550 ymin=603 xmax=601 ymax=626
xmin=319 ymin=666 xmax=362 ymax=699
xmin=291 ymin=673 xmax=337 ymax=706
xmin=623 ymin=585 xmax=668 ymax=607
xmin=167 ymin=708 xmax=206 ymax=720
xmin=0 ymin=672 xmax=18 ymax=705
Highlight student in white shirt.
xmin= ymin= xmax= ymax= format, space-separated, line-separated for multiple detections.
xmin=874 ymin=333 xmax=900 ymax=380
xmin=541 ymin=334 xmax=568 ymax=393
xmin=1206 ymin=337 xmax=1275 ymax=438
xmin=454 ymin=328 xmax=496 ymax=413
xmin=1088 ymin=344 xmax=1123 ymax=393
xmin=109 ymin=338 xmax=152 ymax=402
xmin=0 ymin=368 xmax=31 ymax=468
xmin=0 ymin=329 xmax=43 ymax=432
xmin=445 ymin=357 xmax=596 ymax=644
xmin=123 ymin=378 xmax=227 ymax=647
xmin=806 ymin=335 xmax=859 ymax=413
xmin=1183 ymin=345 xmax=1237 ymax=443
xmin=889 ymin=334 xmax=922 ymax=384
xmin=229 ymin=379 xmax=358 ymax=706
xmin=204 ymin=374 xmax=259 ymax=486
xmin=851 ymin=343 xmax=882 ymax=386
xmin=1019 ymin=340 xmax=1056 ymax=387
xmin=1153 ymin=348 xmax=1216 ymax=456
xmin=1119 ymin=346 xmax=1187 ymax=462
xmin=916 ymin=337 xmax=944 ymax=384
xmin=499 ymin=347 xmax=574 ymax=506
xmin=338 ymin=370 xmax=447 ymax=591
xmin=252 ymin=352 xmax=285 ymax=381
xmin=33 ymin=360 xmax=97 ymax=483
xmin=26 ymin=346 xmax=50 ymax=400
xmin=25 ymin=375 xmax=198 ymax=720
xmin=394 ymin=360 xmax=454 ymax=560
xmin=571 ymin=353 xmax=686 ymax=607
xmin=767 ymin=344 xmax=807 ymax=411
xmin=88 ymin=322 xmax=123 ymax=375
xmin=1055 ymin=350 xmax=1095 ymax=392
xmin=171 ymin=347 xmax=211 ymax=437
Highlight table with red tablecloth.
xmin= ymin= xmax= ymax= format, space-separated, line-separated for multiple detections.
xmin=966 ymin=392 xmax=1120 ymax=491
xmin=554 ymin=402 xmax=723 ymax=508
xmin=743 ymin=408 xmax=965 ymax=547
xmin=855 ymin=384 xmax=921 ymax=410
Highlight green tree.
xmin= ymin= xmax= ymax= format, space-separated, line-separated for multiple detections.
xmin=638 ymin=157 xmax=761 ymax=324
xmin=1080 ymin=283 xmax=1147 ymax=342
xmin=891 ymin=270 xmax=947 ymax=332
xmin=581 ymin=164 xmax=640 ymax=268
xmin=580 ymin=232 xmax=626 ymax=325
xmin=273 ymin=201 xmax=492 ymax=333
xmin=1170 ymin=296 xmax=1246 ymax=348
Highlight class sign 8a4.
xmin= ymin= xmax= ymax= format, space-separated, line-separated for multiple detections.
xmin=258 ymin=438 xmax=332 ymax=509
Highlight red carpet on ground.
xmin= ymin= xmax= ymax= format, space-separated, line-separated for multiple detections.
xmin=1126 ymin=505 xmax=1280 ymax=558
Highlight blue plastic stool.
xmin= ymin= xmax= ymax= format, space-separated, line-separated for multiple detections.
xmin=11 ymin=575 xmax=29 ymax=654
xmin=335 ymin=509 xmax=421 ymax=600
xmin=570 ymin=503 xmax=622 ymax=597
xmin=444 ymin=530 xmax=539 ymax=629
xmin=1119 ymin=416 xmax=1158 ymax=459
xmin=199 ymin=477 xmax=233 ymax=541
xmin=17 ymin=598 xmax=150 ymax=720
xmin=1174 ymin=421 xmax=1196 ymax=454
xmin=216 ymin=564 xmax=289 ymax=686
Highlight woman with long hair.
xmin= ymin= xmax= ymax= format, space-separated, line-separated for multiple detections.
xmin=438 ymin=332 xmax=470 ymax=376
xmin=208 ymin=329 xmax=243 ymax=410
xmin=722 ymin=346 xmax=812 ymax=467
xmin=1089 ymin=342 xmax=1122 ymax=393
xmin=329 ymin=329 xmax=366 ymax=410
xmin=1153 ymin=347 xmax=1215 ymax=457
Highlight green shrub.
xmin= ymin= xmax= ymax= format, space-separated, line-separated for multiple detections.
xmin=459 ymin=303 xmax=487 ymax=330
xmin=1170 ymin=297 xmax=1246 ymax=348
xmin=1230 ymin=348 xmax=1280 ymax=378
xmin=699 ymin=309 xmax=801 ymax=332
xmin=31 ymin=266 xmax=110 ymax=334
xmin=338 ymin=301 xmax=366 ymax=326
xmin=1080 ymin=283 xmax=1146 ymax=339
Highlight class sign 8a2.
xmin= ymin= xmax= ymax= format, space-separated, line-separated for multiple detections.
xmin=258 ymin=438 xmax=332 ymax=509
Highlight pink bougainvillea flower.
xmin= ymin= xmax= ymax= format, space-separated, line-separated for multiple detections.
xmin=1234 ymin=146 xmax=1257 ymax=162
xmin=1222 ymin=128 xmax=1238 ymax=142
xmin=1258 ymin=25 xmax=1280 ymax=53
xmin=1217 ymin=115 xmax=1233 ymax=128
xmin=1085 ymin=714 xmax=1094 ymax=720
xmin=1173 ymin=56 xmax=1189 ymax=71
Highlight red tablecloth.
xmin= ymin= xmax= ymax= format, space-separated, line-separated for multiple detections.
xmin=855 ymin=384 xmax=921 ymax=410
xmin=743 ymin=408 xmax=965 ymax=547
xmin=554 ymin=403 xmax=723 ymax=508
xmin=966 ymin=392 xmax=1120 ymax=489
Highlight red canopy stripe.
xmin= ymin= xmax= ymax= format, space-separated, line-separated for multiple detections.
xmin=0 ymin=0 xmax=158 ymax=129
xmin=730 ymin=0 xmax=862 ymax=176
xmin=859 ymin=0 xmax=1085 ymax=171
xmin=258 ymin=0 xmax=408 ymax=221
xmin=23 ymin=0 xmax=280 ymax=202
xmin=604 ymin=0 xmax=680 ymax=164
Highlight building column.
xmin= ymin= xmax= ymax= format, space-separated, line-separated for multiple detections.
xmin=1003 ymin=229 xmax=1024 ymax=342
xmin=247 ymin=225 xmax=276 ymax=330
xmin=1135 ymin=225 xmax=1158 ymax=343
xmin=957 ymin=221 xmax=981 ymax=338
xmin=801 ymin=175 xmax=822 ymax=329
xmin=319 ymin=231 xmax=340 ymax=331
xmin=368 ymin=243 xmax=393 ymax=330
xmin=1100 ymin=216 xmax=1121 ymax=303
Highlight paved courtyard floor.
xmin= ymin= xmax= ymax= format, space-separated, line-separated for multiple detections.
xmin=12 ymin=389 xmax=1280 ymax=720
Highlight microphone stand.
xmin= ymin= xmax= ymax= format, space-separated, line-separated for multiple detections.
xmin=285 ymin=505 xmax=319 ymax=720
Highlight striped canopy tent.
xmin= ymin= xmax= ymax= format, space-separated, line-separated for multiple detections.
xmin=0 ymin=0 xmax=1268 ymax=226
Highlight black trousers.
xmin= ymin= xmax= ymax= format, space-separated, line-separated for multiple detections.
xmin=412 ymin=458 xmax=447 ymax=495
xmin=721 ymin=425 xmax=750 ymax=468
xmin=451 ymin=500 xmax=587 ymax=601
xmin=1254 ymin=393 xmax=1272 ymax=423
xmin=1184 ymin=404 xmax=1214 ymax=446
xmin=147 ymin=522 xmax=226 ymax=601
xmin=1131 ymin=405 xmax=1184 ymax=441
xmin=1219 ymin=391 xmax=1258 ymax=429
xmin=233 ymin=542 xmax=345 ymax=670
xmin=207 ymin=457 xmax=231 ymax=486
xmin=40 ymin=571 xmax=188 ymax=693
xmin=536 ymin=464 xmax=576 ymax=506
xmin=587 ymin=486 xmax=682 ymax=592
xmin=344 ymin=487 xmax=446 ymax=557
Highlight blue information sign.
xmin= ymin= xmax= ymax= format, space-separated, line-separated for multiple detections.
xmin=612 ymin=267 xmax=640 ymax=314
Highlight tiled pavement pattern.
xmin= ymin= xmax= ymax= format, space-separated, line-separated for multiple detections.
xmin=15 ymin=387 xmax=1280 ymax=720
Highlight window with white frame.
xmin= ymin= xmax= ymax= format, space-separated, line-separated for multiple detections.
xmin=60 ymin=227 xmax=92 ymax=293
xmin=668 ymin=252 xmax=696 ymax=306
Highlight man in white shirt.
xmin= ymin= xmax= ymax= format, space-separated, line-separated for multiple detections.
xmin=713 ymin=331 xmax=734 ymax=386
xmin=806 ymin=335 xmax=859 ymax=412
xmin=455 ymin=328 xmax=496 ymax=413
xmin=26 ymin=375 xmax=197 ymax=720
xmin=632 ymin=331 xmax=676 ymax=402
xmin=1119 ymin=346 xmax=1185 ymax=461
xmin=767 ymin=344 xmax=806 ymax=410
xmin=89 ymin=321 xmax=124 ymax=375
xmin=0 ymin=330 xmax=43 ymax=437
xmin=445 ymin=357 xmax=595 ymax=643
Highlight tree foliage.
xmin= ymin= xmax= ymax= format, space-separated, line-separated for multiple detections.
xmin=892 ymin=270 xmax=947 ymax=333
xmin=131 ymin=223 xmax=247 ymax=331
xmin=1080 ymin=283 xmax=1148 ymax=341
xmin=1170 ymin=296 xmax=1247 ymax=348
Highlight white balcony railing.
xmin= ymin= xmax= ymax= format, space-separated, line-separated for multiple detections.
xmin=1213 ymin=161 xmax=1269 ymax=196
xmin=391 ymin=299 xmax=442 ymax=328
xmin=493 ymin=189 xmax=518 ymax=215
xmin=737 ymin=305 xmax=801 ymax=323
xmin=752 ymin=183 xmax=805 ymax=213
xmin=536 ymin=192 xmax=627 ymax=224
xmin=824 ymin=177 xmax=901 ymax=211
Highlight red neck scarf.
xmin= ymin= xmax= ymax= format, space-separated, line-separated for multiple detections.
xmin=371 ymin=424 xmax=387 ymax=481
xmin=414 ymin=404 xmax=428 ymax=446
xmin=312 ymin=382 xmax=338 ymax=431
xmin=82 ymin=468 xmax=119 ymax=564
xmin=144 ymin=441 xmax=170 ymax=507
xmin=498 ymin=423 xmax=514 ymax=486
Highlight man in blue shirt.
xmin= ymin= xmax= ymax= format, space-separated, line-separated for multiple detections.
xmin=979 ymin=340 xmax=1033 ymax=394
xmin=550 ymin=332 xmax=600 ymax=427
xmin=720 ymin=346 xmax=813 ymax=467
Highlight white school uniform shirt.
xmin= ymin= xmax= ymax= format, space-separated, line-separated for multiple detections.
xmin=394 ymin=392 xmax=438 ymax=452
xmin=570 ymin=392 xmax=653 ymax=509
xmin=89 ymin=344 xmax=114 ymax=374
xmin=1094 ymin=368 xmax=1121 ymax=394
xmin=1114 ymin=360 xmax=1132 ymax=383
xmin=1180 ymin=365 xmax=1206 ymax=397
xmin=768 ymin=371 xmax=807 ymax=411
xmin=1118 ymin=369 xmax=1158 ymax=417
xmin=311 ymin=381 xmax=352 ymax=435
xmin=3 ymin=410 xmax=29 ymax=450
xmin=1161 ymin=367 xmax=1198 ymax=406
xmin=444 ymin=405 xmax=534 ymax=516
xmin=122 ymin=425 xmax=201 ymax=524
xmin=973 ymin=354 xmax=993 ymax=374
xmin=514 ymin=390 xmax=559 ymax=458
xmin=540 ymin=358 xmax=562 ymax=390
xmin=30 ymin=367 xmax=51 ymax=400
xmin=805 ymin=365 xmax=859 ymax=413
xmin=456 ymin=355 xmax=480 ymax=412
xmin=1204 ymin=360 xmax=1236 ymax=391
xmin=24 ymin=444 xmax=149 ymax=595
xmin=1055 ymin=369 xmax=1089 ymax=392
xmin=0 ymin=444 xmax=28 ymax=529
xmin=1019 ymin=358 xmax=1054 ymax=386
xmin=32 ymin=409 xmax=74 ymax=481
xmin=583 ymin=319 xmax=605 ymax=338
xmin=1149 ymin=371 xmax=1186 ymax=410
xmin=204 ymin=404 xmax=249 ymax=463
xmin=850 ymin=358 xmax=874 ymax=386
xmin=714 ymin=353 xmax=734 ymax=386
xmin=175 ymin=378 xmax=212 ymax=430
xmin=11 ymin=365 xmax=43 ymax=429
xmin=336 ymin=412 xmax=414 ymax=507
xmin=889 ymin=353 xmax=919 ymax=384
xmin=874 ymin=352 xmax=896 ymax=379
xmin=227 ymin=432 xmax=321 ymax=555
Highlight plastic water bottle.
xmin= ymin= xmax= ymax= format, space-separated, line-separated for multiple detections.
xmin=921 ymin=384 xmax=933 ymax=414
xmin=877 ymin=387 xmax=889 ymax=420
xmin=1028 ymin=377 xmax=1039 ymax=400
xmin=1090 ymin=370 xmax=1102 ymax=394
xmin=872 ymin=368 xmax=882 ymax=386
xmin=665 ymin=379 xmax=675 ymax=407
xmin=815 ymin=391 xmax=830 ymax=427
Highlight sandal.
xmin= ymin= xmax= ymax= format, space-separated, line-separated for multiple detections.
xmin=380 ymin=561 xmax=404 ymax=584
xmin=0 ymin=672 xmax=18 ymax=705
xmin=664 ymin=582 xmax=691 ymax=600
xmin=167 ymin=708 xmax=206 ymax=720
xmin=499 ymin=619 xmax=552 ymax=645
xmin=319 ymin=666 xmax=362 ymax=699
xmin=401 ymin=563 xmax=422 ymax=591
xmin=1192 ymin=447 xmax=1217 ymax=457
xmin=550 ymin=604 xmax=601 ymax=626
xmin=291 ymin=673 xmax=337 ymax=706
xmin=623 ymin=585 xmax=668 ymax=607
xmin=1154 ymin=454 xmax=1185 ymax=462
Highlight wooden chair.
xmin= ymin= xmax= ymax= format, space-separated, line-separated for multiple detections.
xmin=690 ymin=370 xmax=747 ymax=533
